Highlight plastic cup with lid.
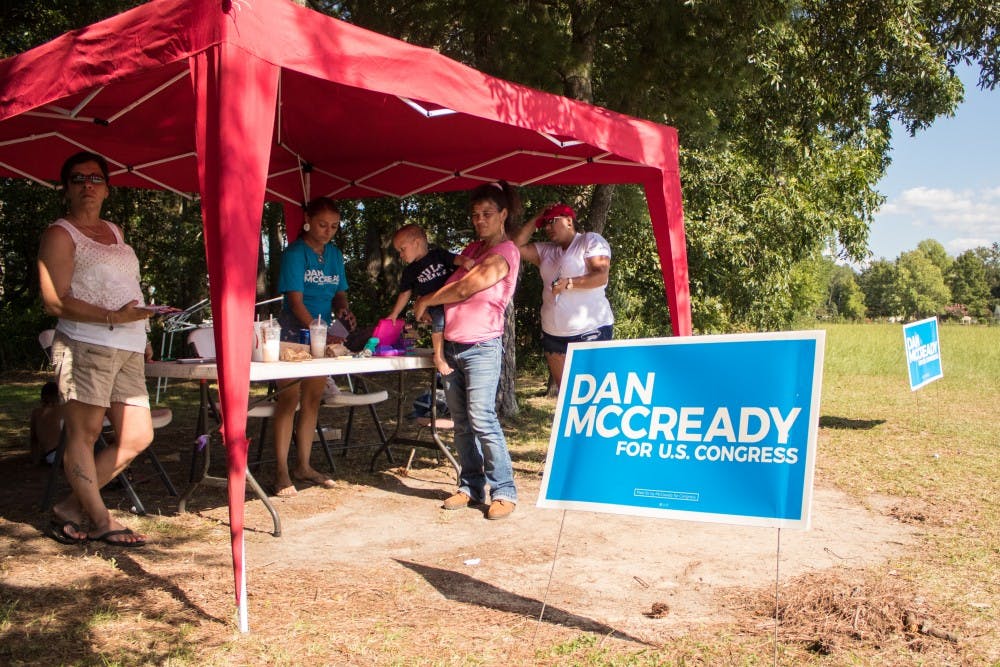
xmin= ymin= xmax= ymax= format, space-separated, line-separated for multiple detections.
xmin=309 ymin=316 xmax=328 ymax=358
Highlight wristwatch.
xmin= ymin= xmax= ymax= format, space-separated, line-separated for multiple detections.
xmin=567 ymin=278 xmax=574 ymax=290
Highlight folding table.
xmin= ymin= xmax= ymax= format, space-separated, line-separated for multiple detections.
xmin=146 ymin=350 xmax=457 ymax=537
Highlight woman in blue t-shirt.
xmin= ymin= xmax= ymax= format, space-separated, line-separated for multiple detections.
xmin=272 ymin=197 xmax=356 ymax=497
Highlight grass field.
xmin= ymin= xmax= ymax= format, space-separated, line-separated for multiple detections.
xmin=806 ymin=323 xmax=999 ymax=664
xmin=0 ymin=322 xmax=997 ymax=665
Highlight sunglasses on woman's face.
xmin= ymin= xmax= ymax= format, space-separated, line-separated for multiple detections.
xmin=470 ymin=208 xmax=499 ymax=222
xmin=69 ymin=173 xmax=106 ymax=185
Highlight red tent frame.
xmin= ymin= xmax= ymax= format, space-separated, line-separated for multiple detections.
xmin=0 ymin=0 xmax=689 ymax=631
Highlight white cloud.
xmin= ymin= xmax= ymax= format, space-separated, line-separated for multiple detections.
xmin=946 ymin=237 xmax=993 ymax=254
xmin=878 ymin=186 xmax=1000 ymax=240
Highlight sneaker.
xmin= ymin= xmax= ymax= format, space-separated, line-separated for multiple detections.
xmin=487 ymin=499 xmax=515 ymax=520
xmin=442 ymin=491 xmax=472 ymax=510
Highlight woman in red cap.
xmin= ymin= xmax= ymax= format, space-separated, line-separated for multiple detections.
xmin=514 ymin=203 xmax=614 ymax=395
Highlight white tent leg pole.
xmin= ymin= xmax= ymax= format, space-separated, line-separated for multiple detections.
xmin=238 ymin=535 xmax=249 ymax=632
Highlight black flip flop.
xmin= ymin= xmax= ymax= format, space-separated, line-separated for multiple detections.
xmin=292 ymin=472 xmax=336 ymax=489
xmin=46 ymin=520 xmax=87 ymax=545
xmin=90 ymin=528 xmax=147 ymax=548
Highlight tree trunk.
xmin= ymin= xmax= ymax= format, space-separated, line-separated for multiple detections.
xmin=364 ymin=219 xmax=383 ymax=283
xmin=497 ymin=299 xmax=518 ymax=419
xmin=588 ymin=183 xmax=615 ymax=235
xmin=259 ymin=203 xmax=282 ymax=301
xmin=265 ymin=203 xmax=284 ymax=306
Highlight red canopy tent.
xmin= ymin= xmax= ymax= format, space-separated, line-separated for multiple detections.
xmin=0 ymin=0 xmax=689 ymax=630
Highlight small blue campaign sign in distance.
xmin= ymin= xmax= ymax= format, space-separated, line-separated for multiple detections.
xmin=902 ymin=316 xmax=943 ymax=391
xmin=537 ymin=331 xmax=825 ymax=529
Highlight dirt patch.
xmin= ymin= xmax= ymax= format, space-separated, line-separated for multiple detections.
xmin=237 ymin=465 xmax=915 ymax=644
xmin=0 ymin=373 xmax=935 ymax=664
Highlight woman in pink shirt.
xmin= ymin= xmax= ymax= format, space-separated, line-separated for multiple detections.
xmin=414 ymin=181 xmax=521 ymax=520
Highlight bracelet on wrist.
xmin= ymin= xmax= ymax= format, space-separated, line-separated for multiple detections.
xmin=106 ymin=309 xmax=115 ymax=330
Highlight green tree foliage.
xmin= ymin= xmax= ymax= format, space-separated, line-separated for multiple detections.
xmin=0 ymin=1 xmax=144 ymax=58
xmin=786 ymin=256 xmax=866 ymax=322
xmin=856 ymin=242 xmax=997 ymax=323
xmin=333 ymin=0 xmax=997 ymax=333
xmin=947 ymin=249 xmax=991 ymax=318
xmin=828 ymin=264 xmax=867 ymax=320
xmin=896 ymin=249 xmax=951 ymax=319
xmin=917 ymin=238 xmax=953 ymax=276
xmin=973 ymin=242 xmax=1000 ymax=304
xmin=2 ymin=1 xmax=999 ymax=368
xmin=0 ymin=180 xmax=61 ymax=367
xmin=786 ymin=256 xmax=830 ymax=323
xmin=858 ymin=259 xmax=902 ymax=319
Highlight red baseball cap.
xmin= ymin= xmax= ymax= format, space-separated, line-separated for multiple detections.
xmin=536 ymin=203 xmax=576 ymax=228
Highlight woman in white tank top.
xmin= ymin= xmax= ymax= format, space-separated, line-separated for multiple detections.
xmin=36 ymin=151 xmax=156 ymax=548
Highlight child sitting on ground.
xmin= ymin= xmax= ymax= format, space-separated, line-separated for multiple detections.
xmin=30 ymin=381 xmax=62 ymax=465
xmin=386 ymin=223 xmax=473 ymax=375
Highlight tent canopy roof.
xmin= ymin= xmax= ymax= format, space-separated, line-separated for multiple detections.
xmin=0 ymin=0 xmax=678 ymax=205
xmin=0 ymin=0 xmax=690 ymax=631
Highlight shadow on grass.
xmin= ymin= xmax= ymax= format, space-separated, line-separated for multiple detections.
xmin=394 ymin=559 xmax=653 ymax=646
xmin=819 ymin=416 xmax=886 ymax=430
xmin=0 ymin=527 xmax=226 ymax=665
xmin=0 ymin=577 xmax=220 ymax=665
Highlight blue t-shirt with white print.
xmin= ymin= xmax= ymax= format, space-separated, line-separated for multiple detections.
xmin=278 ymin=238 xmax=349 ymax=320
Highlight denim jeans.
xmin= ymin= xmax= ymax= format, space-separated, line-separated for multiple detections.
xmin=442 ymin=337 xmax=517 ymax=504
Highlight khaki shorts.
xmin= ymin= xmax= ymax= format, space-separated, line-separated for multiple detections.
xmin=52 ymin=332 xmax=150 ymax=409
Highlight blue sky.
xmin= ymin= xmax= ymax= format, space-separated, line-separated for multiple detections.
xmin=868 ymin=65 xmax=1000 ymax=261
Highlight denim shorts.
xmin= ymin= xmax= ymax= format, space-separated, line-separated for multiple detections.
xmin=541 ymin=325 xmax=613 ymax=355
xmin=427 ymin=305 xmax=445 ymax=334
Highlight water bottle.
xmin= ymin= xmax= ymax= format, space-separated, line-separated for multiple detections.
xmin=358 ymin=336 xmax=379 ymax=358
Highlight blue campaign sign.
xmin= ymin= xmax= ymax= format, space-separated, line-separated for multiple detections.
xmin=902 ymin=317 xmax=943 ymax=391
xmin=537 ymin=331 xmax=825 ymax=529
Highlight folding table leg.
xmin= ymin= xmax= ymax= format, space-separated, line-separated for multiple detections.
xmin=188 ymin=380 xmax=212 ymax=483
xmin=366 ymin=402 xmax=393 ymax=472
xmin=246 ymin=471 xmax=282 ymax=537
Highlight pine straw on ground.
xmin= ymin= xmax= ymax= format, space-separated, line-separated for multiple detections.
xmin=2 ymin=369 xmax=997 ymax=665
xmin=726 ymin=567 xmax=974 ymax=664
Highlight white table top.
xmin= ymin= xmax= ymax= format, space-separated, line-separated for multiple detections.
xmin=147 ymin=350 xmax=434 ymax=381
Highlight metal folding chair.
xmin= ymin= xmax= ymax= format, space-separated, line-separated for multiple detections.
xmin=186 ymin=326 xmax=321 ymax=479
xmin=41 ymin=409 xmax=178 ymax=515
xmin=314 ymin=375 xmax=391 ymax=472
xmin=38 ymin=328 xmax=56 ymax=370
xmin=37 ymin=329 xmax=178 ymax=513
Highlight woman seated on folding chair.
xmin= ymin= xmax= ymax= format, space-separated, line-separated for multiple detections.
xmin=36 ymin=151 xmax=155 ymax=547
xmin=271 ymin=197 xmax=357 ymax=498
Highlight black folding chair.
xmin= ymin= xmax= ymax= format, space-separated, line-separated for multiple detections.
xmin=41 ymin=409 xmax=178 ymax=516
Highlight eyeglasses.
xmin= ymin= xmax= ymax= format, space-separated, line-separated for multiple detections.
xmin=69 ymin=173 xmax=106 ymax=185
xmin=470 ymin=208 xmax=498 ymax=222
